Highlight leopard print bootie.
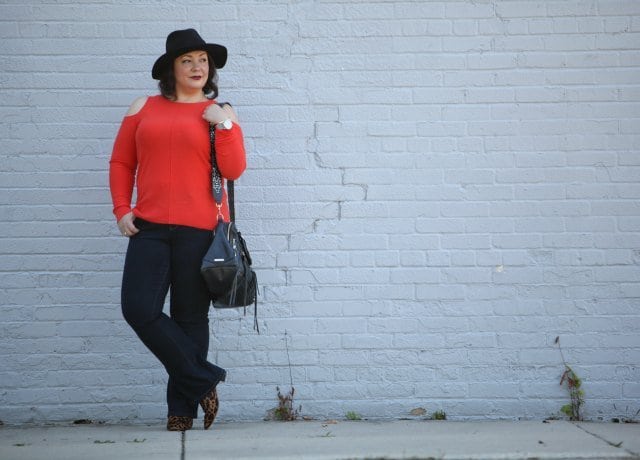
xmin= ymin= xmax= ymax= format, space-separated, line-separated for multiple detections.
xmin=199 ymin=387 xmax=219 ymax=430
xmin=166 ymin=415 xmax=193 ymax=432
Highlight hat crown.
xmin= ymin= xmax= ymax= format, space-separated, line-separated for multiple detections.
xmin=152 ymin=28 xmax=227 ymax=79
xmin=165 ymin=28 xmax=206 ymax=54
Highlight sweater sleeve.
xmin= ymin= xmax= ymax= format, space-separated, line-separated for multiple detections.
xmin=215 ymin=122 xmax=247 ymax=180
xmin=109 ymin=114 xmax=139 ymax=222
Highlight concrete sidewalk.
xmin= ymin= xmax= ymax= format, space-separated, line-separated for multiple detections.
xmin=1 ymin=419 xmax=639 ymax=460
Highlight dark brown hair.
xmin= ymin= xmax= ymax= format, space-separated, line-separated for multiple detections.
xmin=158 ymin=52 xmax=219 ymax=100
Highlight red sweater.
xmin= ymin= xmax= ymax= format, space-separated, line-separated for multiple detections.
xmin=109 ymin=95 xmax=246 ymax=230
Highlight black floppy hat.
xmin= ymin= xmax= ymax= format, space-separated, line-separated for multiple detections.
xmin=152 ymin=28 xmax=227 ymax=79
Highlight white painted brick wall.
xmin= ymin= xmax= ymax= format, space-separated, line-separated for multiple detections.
xmin=1 ymin=0 xmax=639 ymax=424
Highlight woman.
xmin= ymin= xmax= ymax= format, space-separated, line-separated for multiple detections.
xmin=109 ymin=29 xmax=246 ymax=431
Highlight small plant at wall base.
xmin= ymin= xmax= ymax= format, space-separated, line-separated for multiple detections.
xmin=274 ymin=386 xmax=300 ymax=421
xmin=345 ymin=411 xmax=362 ymax=420
xmin=431 ymin=410 xmax=447 ymax=420
xmin=272 ymin=331 xmax=300 ymax=421
xmin=555 ymin=336 xmax=584 ymax=421
xmin=560 ymin=366 xmax=584 ymax=421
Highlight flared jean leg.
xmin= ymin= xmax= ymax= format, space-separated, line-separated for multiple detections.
xmin=166 ymin=318 xmax=209 ymax=418
xmin=121 ymin=222 xmax=225 ymax=415
xmin=166 ymin=225 xmax=216 ymax=418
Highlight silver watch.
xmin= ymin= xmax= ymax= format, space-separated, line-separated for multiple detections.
xmin=216 ymin=118 xmax=233 ymax=130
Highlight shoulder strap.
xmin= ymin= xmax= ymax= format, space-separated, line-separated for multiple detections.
xmin=228 ymin=178 xmax=235 ymax=223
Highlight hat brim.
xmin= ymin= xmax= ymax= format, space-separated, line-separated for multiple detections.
xmin=152 ymin=43 xmax=227 ymax=79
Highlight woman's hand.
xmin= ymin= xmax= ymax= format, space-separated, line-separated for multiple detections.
xmin=202 ymin=103 xmax=238 ymax=125
xmin=117 ymin=212 xmax=139 ymax=237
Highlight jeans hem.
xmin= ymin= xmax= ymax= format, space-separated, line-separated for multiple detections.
xmin=195 ymin=368 xmax=227 ymax=403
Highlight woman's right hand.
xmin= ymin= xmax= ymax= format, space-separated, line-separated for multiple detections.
xmin=202 ymin=103 xmax=238 ymax=125
xmin=117 ymin=212 xmax=139 ymax=237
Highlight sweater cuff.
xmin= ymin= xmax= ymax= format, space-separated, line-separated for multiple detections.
xmin=114 ymin=205 xmax=132 ymax=223
xmin=214 ymin=123 xmax=243 ymax=155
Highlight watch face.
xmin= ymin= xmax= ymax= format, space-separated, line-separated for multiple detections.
xmin=223 ymin=119 xmax=232 ymax=129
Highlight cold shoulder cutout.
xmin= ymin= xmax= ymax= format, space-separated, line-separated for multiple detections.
xmin=125 ymin=96 xmax=149 ymax=117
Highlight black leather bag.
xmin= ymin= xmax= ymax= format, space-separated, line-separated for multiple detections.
xmin=204 ymin=217 xmax=257 ymax=309
xmin=201 ymin=218 xmax=243 ymax=299
xmin=200 ymin=118 xmax=258 ymax=332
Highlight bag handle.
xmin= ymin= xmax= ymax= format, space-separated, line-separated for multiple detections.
xmin=208 ymin=103 xmax=235 ymax=223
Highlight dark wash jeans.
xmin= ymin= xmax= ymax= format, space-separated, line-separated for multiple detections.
xmin=121 ymin=218 xmax=226 ymax=418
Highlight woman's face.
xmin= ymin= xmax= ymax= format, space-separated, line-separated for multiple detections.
xmin=173 ymin=50 xmax=209 ymax=93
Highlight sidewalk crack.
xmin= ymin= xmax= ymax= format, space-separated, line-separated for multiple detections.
xmin=574 ymin=423 xmax=640 ymax=458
